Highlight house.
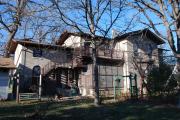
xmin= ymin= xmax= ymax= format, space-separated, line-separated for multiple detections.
xmin=9 ymin=28 xmax=164 ymax=98
xmin=56 ymin=28 xmax=164 ymax=96
xmin=0 ymin=58 xmax=16 ymax=100
xmin=114 ymin=29 xmax=164 ymax=94
xmin=9 ymin=40 xmax=77 ymax=96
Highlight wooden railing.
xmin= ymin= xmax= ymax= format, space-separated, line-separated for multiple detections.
xmin=97 ymin=49 xmax=124 ymax=60
xmin=41 ymin=61 xmax=74 ymax=76
xmin=74 ymin=47 xmax=124 ymax=60
xmin=19 ymin=93 xmax=38 ymax=102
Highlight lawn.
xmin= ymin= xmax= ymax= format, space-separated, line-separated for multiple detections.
xmin=0 ymin=99 xmax=180 ymax=120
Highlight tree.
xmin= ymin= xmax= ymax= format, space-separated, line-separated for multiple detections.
xmin=146 ymin=63 xmax=178 ymax=97
xmin=130 ymin=1 xmax=180 ymax=103
xmin=50 ymin=0 xmax=134 ymax=106
xmin=0 ymin=0 xmax=28 ymax=57
xmin=131 ymin=0 xmax=180 ymax=71
xmin=0 ymin=0 xmax=64 ymax=57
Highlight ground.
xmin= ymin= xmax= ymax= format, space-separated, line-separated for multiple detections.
xmin=0 ymin=99 xmax=180 ymax=120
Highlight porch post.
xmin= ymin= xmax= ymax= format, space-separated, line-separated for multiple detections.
xmin=39 ymin=74 xmax=42 ymax=101
xmin=16 ymin=74 xmax=19 ymax=103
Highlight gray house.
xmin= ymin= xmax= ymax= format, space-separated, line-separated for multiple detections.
xmin=56 ymin=29 xmax=164 ymax=96
xmin=9 ymin=29 xmax=164 ymax=98
xmin=0 ymin=58 xmax=15 ymax=100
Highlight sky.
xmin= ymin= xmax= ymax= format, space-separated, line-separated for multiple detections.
xmin=0 ymin=0 xmax=174 ymax=53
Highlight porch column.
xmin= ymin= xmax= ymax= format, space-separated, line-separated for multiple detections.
xmin=39 ymin=74 xmax=42 ymax=101
xmin=16 ymin=74 xmax=20 ymax=103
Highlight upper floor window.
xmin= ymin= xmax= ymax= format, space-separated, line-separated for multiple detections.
xmin=33 ymin=49 xmax=42 ymax=57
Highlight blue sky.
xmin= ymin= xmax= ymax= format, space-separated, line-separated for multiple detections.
xmin=0 ymin=0 xmax=172 ymax=51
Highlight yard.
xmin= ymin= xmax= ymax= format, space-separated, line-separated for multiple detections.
xmin=0 ymin=98 xmax=180 ymax=120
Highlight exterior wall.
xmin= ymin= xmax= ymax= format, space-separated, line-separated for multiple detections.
xmin=14 ymin=45 xmax=69 ymax=91
xmin=79 ymin=63 xmax=124 ymax=97
xmin=14 ymin=44 xmax=23 ymax=67
xmin=0 ymin=71 xmax=9 ymax=99
xmin=98 ymin=64 xmax=123 ymax=96
xmin=79 ymin=64 xmax=93 ymax=96
xmin=114 ymin=35 xmax=160 ymax=94
xmin=23 ymin=47 xmax=68 ymax=69
xmin=62 ymin=35 xmax=82 ymax=47
xmin=114 ymin=40 xmax=131 ymax=93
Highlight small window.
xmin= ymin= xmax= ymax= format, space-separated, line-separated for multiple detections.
xmin=32 ymin=65 xmax=41 ymax=77
xmin=33 ymin=49 xmax=42 ymax=57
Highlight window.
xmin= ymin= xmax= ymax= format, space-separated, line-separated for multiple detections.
xmin=33 ymin=49 xmax=42 ymax=57
xmin=32 ymin=65 xmax=41 ymax=77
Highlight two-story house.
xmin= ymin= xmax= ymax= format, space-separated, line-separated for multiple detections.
xmin=9 ymin=28 xmax=164 ymax=98
xmin=56 ymin=29 xmax=164 ymax=96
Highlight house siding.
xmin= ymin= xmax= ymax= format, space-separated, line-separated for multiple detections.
xmin=114 ymin=35 xmax=160 ymax=94
xmin=15 ymin=45 xmax=70 ymax=91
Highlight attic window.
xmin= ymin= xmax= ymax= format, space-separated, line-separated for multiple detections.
xmin=33 ymin=49 xmax=42 ymax=57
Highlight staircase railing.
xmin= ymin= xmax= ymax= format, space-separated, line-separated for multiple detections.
xmin=41 ymin=61 xmax=56 ymax=76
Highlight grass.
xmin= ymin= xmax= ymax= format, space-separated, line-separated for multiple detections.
xmin=0 ymin=99 xmax=180 ymax=120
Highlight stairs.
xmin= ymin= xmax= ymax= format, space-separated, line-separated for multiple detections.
xmin=40 ymin=49 xmax=85 ymax=96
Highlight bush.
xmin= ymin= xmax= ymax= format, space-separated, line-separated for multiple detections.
xmin=146 ymin=63 xmax=178 ymax=97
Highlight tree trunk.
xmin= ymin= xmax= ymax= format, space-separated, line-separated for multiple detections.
xmin=4 ymin=30 xmax=17 ymax=57
xmin=92 ymin=46 xmax=100 ymax=106
xmin=175 ymin=29 xmax=180 ymax=107
xmin=140 ymin=76 xmax=144 ymax=98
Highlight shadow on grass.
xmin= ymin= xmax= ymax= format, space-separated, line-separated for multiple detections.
xmin=0 ymin=99 xmax=180 ymax=120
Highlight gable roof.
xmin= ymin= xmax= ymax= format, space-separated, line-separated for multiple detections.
xmin=114 ymin=29 xmax=165 ymax=45
xmin=9 ymin=39 xmax=72 ymax=54
xmin=56 ymin=31 xmax=111 ymax=45
xmin=0 ymin=58 xmax=16 ymax=69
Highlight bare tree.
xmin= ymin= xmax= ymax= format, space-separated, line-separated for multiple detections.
xmin=0 ymin=0 xmax=64 ymax=56
xmin=131 ymin=0 xmax=180 ymax=71
xmin=129 ymin=0 xmax=180 ymax=106
xmin=49 ymin=0 xmax=134 ymax=105
xmin=0 ymin=0 xmax=28 ymax=57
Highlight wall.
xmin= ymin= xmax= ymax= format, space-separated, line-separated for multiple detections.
xmin=79 ymin=64 xmax=93 ymax=96
xmin=14 ymin=44 xmax=23 ymax=67
xmin=62 ymin=35 xmax=82 ymax=47
xmin=114 ymin=35 xmax=160 ymax=94
xmin=14 ymin=45 xmax=70 ymax=91
xmin=0 ymin=71 xmax=9 ymax=100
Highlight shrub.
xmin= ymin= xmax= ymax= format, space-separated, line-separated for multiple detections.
xmin=146 ymin=63 xmax=178 ymax=97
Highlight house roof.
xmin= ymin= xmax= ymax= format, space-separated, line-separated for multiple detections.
xmin=0 ymin=58 xmax=16 ymax=69
xmin=56 ymin=31 xmax=111 ymax=45
xmin=114 ymin=29 xmax=165 ymax=45
xmin=9 ymin=39 xmax=72 ymax=54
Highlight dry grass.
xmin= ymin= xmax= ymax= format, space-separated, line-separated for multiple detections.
xmin=0 ymin=99 xmax=180 ymax=120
